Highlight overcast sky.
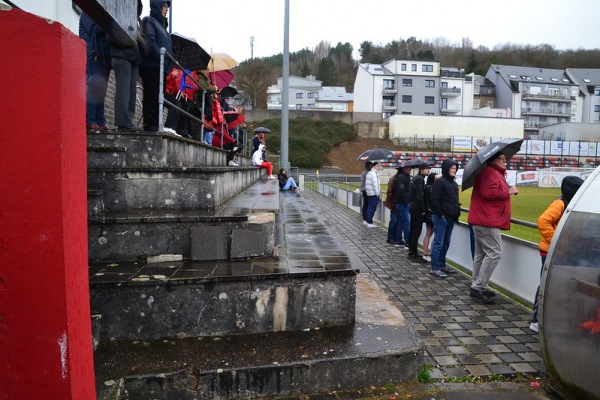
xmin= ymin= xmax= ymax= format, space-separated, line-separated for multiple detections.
xmin=157 ymin=0 xmax=600 ymax=64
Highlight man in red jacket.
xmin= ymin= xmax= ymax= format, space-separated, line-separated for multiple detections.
xmin=467 ymin=152 xmax=519 ymax=304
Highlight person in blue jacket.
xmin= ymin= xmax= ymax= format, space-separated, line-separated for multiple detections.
xmin=79 ymin=12 xmax=113 ymax=133
xmin=139 ymin=0 xmax=173 ymax=132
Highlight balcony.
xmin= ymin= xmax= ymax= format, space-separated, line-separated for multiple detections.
xmin=382 ymin=103 xmax=397 ymax=111
xmin=521 ymin=91 xmax=575 ymax=102
xmin=521 ymin=106 xmax=573 ymax=117
xmin=441 ymin=87 xmax=461 ymax=97
xmin=382 ymin=87 xmax=397 ymax=94
xmin=440 ymin=107 xmax=460 ymax=114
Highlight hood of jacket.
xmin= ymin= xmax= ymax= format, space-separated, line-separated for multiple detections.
xmin=441 ymin=159 xmax=458 ymax=180
xmin=150 ymin=0 xmax=170 ymax=24
xmin=561 ymin=175 xmax=584 ymax=204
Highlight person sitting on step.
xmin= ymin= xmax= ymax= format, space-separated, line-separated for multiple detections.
xmin=277 ymin=168 xmax=299 ymax=191
xmin=252 ymin=144 xmax=276 ymax=179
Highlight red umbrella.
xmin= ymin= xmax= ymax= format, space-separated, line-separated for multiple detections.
xmin=209 ymin=70 xmax=234 ymax=90
xmin=224 ymin=112 xmax=245 ymax=129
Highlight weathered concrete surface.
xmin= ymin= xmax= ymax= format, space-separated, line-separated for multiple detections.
xmin=90 ymin=260 xmax=357 ymax=342
xmin=94 ymin=274 xmax=422 ymax=399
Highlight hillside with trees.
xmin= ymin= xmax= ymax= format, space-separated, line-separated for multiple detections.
xmin=234 ymin=36 xmax=600 ymax=109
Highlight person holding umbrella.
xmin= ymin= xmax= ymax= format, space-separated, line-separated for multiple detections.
xmin=139 ymin=0 xmax=172 ymax=132
xmin=467 ymin=152 xmax=519 ymax=304
xmin=429 ymin=159 xmax=461 ymax=278
xmin=408 ymin=162 xmax=431 ymax=261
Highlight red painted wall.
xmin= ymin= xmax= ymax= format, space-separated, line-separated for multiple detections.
xmin=0 ymin=7 xmax=95 ymax=400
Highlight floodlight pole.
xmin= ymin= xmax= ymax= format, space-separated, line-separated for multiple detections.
xmin=280 ymin=0 xmax=290 ymax=172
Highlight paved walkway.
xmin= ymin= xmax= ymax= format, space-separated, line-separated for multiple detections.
xmin=301 ymin=188 xmax=545 ymax=381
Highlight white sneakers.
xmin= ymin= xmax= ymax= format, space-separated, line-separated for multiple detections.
xmin=362 ymin=220 xmax=368 ymax=225
xmin=529 ymin=322 xmax=539 ymax=332
xmin=267 ymin=175 xmax=277 ymax=180
xmin=228 ymin=160 xmax=240 ymax=167
xmin=422 ymin=255 xmax=431 ymax=262
xmin=366 ymin=223 xmax=377 ymax=228
xmin=163 ymin=127 xmax=181 ymax=137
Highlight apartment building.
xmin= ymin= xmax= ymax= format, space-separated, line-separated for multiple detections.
xmin=485 ymin=65 xmax=581 ymax=138
xmin=566 ymin=68 xmax=600 ymax=124
xmin=266 ymin=75 xmax=353 ymax=111
xmin=353 ymin=59 xmax=473 ymax=118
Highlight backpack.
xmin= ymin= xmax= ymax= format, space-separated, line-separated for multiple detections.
xmin=384 ymin=175 xmax=397 ymax=211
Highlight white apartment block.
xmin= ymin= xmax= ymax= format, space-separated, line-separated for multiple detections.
xmin=485 ymin=65 xmax=581 ymax=138
xmin=566 ymin=68 xmax=600 ymax=125
xmin=267 ymin=75 xmax=353 ymax=111
xmin=353 ymin=59 xmax=474 ymax=118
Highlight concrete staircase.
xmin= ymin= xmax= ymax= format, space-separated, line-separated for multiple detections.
xmin=89 ymin=131 xmax=422 ymax=399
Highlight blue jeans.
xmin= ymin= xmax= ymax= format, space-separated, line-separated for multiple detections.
xmin=85 ymin=58 xmax=110 ymax=125
xmin=204 ymin=130 xmax=214 ymax=145
xmin=431 ymin=215 xmax=454 ymax=270
xmin=387 ymin=209 xmax=399 ymax=241
xmin=281 ymin=177 xmax=297 ymax=190
xmin=366 ymin=196 xmax=379 ymax=224
xmin=396 ymin=203 xmax=410 ymax=244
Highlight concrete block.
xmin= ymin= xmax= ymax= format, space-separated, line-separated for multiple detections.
xmin=191 ymin=226 xmax=227 ymax=260
xmin=231 ymin=229 xmax=265 ymax=258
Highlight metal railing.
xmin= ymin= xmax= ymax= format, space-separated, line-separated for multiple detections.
xmin=301 ymin=173 xmax=541 ymax=305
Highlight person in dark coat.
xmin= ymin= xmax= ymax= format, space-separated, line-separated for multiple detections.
xmin=138 ymin=0 xmax=173 ymax=132
xmin=110 ymin=0 xmax=143 ymax=132
xmin=429 ymin=159 xmax=460 ymax=278
xmin=79 ymin=12 xmax=113 ymax=132
xmin=408 ymin=162 xmax=431 ymax=261
xmin=394 ymin=164 xmax=412 ymax=246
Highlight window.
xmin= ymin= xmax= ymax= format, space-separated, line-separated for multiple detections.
xmin=383 ymin=79 xmax=394 ymax=89
xmin=425 ymin=96 xmax=434 ymax=104
xmin=295 ymin=104 xmax=302 ymax=110
xmin=441 ymin=98 xmax=448 ymax=109
xmin=422 ymin=64 xmax=433 ymax=72
xmin=401 ymin=112 xmax=412 ymax=115
xmin=441 ymin=82 xmax=448 ymax=88
xmin=401 ymin=63 xmax=407 ymax=71
xmin=402 ymin=79 xmax=412 ymax=87
xmin=595 ymin=89 xmax=600 ymax=96
xmin=411 ymin=64 xmax=417 ymax=71
xmin=402 ymin=95 xmax=412 ymax=103
xmin=296 ymin=93 xmax=303 ymax=99
xmin=425 ymin=80 xmax=435 ymax=88
xmin=595 ymin=105 xmax=600 ymax=112
xmin=425 ymin=112 xmax=434 ymax=116
xmin=307 ymin=93 xmax=315 ymax=98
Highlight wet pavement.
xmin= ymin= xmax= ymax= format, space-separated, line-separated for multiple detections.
xmin=301 ymin=188 xmax=545 ymax=381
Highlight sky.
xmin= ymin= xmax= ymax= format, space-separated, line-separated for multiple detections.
xmin=156 ymin=0 xmax=600 ymax=64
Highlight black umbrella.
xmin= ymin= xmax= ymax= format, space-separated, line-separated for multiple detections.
xmin=170 ymin=32 xmax=211 ymax=71
xmin=356 ymin=148 xmax=395 ymax=161
xmin=402 ymin=158 xmax=429 ymax=168
xmin=253 ymin=127 xmax=271 ymax=133
xmin=461 ymin=139 xmax=524 ymax=191
xmin=220 ymin=86 xmax=239 ymax=99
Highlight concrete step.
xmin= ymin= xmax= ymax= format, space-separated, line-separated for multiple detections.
xmin=88 ymin=179 xmax=280 ymax=262
xmin=87 ymin=131 xmax=232 ymax=168
xmin=89 ymin=259 xmax=357 ymax=343
xmin=88 ymin=166 xmax=261 ymax=215
xmin=94 ymin=274 xmax=423 ymax=399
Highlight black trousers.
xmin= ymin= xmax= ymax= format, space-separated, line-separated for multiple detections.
xmin=361 ymin=190 xmax=368 ymax=220
xmin=139 ymin=66 xmax=160 ymax=131
xmin=408 ymin=208 xmax=425 ymax=254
